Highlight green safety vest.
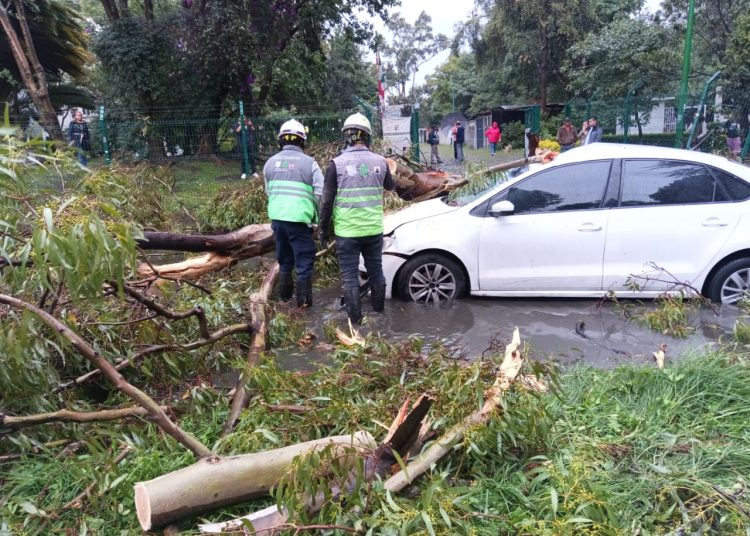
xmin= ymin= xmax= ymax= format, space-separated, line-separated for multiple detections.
xmin=263 ymin=146 xmax=317 ymax=224
xmin=332 ymin=146 xmax=388 ymax=237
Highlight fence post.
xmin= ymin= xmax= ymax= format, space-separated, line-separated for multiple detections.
xmin=98 ymin=105 xmax=111 ymax=165
xmin=410 ymin=103 xmax=420 ymax=161
xmin=740 ymin=132 xmax=750 ymax=161
xmin=686 ymin=70 xmax=721 ymax=149
xmin=239 ymin=100 xmax=250 ymax=177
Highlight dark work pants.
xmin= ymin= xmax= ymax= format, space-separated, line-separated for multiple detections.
xmin=271 ymin=220 xmax=316 ymax=280
xmin=335 ymin=234 xmax=384 ymax=291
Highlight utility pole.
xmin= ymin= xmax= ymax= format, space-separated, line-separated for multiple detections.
xmin=674 ymin=0 xmax=696 ymax=148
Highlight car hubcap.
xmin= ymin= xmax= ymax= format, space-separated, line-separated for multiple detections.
xmin=720 ymin=268 xmax=750 ymax=304
xmin=408 ymin=263 xmax=456 ymax=303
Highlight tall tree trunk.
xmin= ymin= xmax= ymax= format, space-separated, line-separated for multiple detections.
xmin=0 ymin=1 xmax=62 ymax=140
xmin=99 ymin=0 xmax=120 ymax=21
xmin=143 ymin=0 xmax=154 ymax=21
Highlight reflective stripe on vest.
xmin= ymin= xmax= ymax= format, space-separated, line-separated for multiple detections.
xmin=263 ymin=146 xmax=316 ymax=224
xmin=332 ymin=146 xmax=387 ymax=237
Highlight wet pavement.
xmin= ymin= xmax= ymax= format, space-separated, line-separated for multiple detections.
xmin=276 ymin=285 xmax=748 ymax=370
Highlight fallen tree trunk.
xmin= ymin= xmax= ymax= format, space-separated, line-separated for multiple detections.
xmin=0 ymin=406 xmax=171 ymax=430
xmin=480 ymin=152 xmax=557 ymax=175
xmin=136 ymin=224 xmax=276 ymax=281
xmin=387 ymin=159 xmax=467 ymax=201
xmin=138 ymin=224 xmax=274 ymax=253
xmin=134 ymin=431 xmax=376 ymax=531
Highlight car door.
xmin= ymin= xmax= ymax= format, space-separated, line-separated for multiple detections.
xmin=602 ymin=159 xmax=742 ymax=292
xmin=477 ymin=160 xmax=613 ymax=293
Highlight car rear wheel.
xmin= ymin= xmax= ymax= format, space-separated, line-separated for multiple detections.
xmin=707 ymin=257 xmax=750 ymax=304
xmin=397 ymin=254 xmax=466 ymax=303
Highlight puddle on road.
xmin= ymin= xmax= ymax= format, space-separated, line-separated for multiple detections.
xmin=276 ymin=286 xmax=747 ymax=370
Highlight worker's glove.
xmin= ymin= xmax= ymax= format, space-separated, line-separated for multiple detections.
xmin=311 ymin=225 xmax=319 ymax=240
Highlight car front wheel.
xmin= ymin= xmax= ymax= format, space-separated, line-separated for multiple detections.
xmin=397 ymin=254 xmax=466 ymax=303
xmin=706 ymin=257 xmax=750 ymax=304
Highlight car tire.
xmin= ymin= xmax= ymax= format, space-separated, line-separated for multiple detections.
xmin=396 ymin=254 xmax=467 ymax=303
xmin=706 ymin=257 xmax=750 ymax=304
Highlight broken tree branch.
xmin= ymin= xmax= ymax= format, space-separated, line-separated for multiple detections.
xmin=0 ymin=406 xmax=172 ymax=430
xmin=383 ymin=327 xmax=523 ymax=493
xmin=0 ymin=293 xmax=212 ymax=459
xmin=223 ymin=262 xmax=280 ymax=435
xmin=54 ymin=323 xmax=252 ymax=392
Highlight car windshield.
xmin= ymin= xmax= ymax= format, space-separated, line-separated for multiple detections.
xmin=443 ymin=170 xmax=514 ymax=206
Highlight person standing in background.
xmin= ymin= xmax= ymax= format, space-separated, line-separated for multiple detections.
xmin=68 ymin=109 xmax=90 ymax=166
xmin=234 ymin=117 xmax=256 ymax=179
xmin=484 ymin=121 xmax=501 ymax=157
xmin=428 ymin=125 xmax=443 ymax=165
xmin=454 ymin=121 xmax=465 ymax=162
xmin=556 ymin=117 xmax=578 ymax=152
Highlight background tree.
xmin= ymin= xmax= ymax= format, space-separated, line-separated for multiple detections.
xmin=380 ymin=11 xmax=449 ymax=104
xmin=91 ymin=0 xmax=395 ymax=113
xmin=0 ymin=0 xmax=91 ymax=138
xmin=472 ymin=0 xmax=644 ymax=110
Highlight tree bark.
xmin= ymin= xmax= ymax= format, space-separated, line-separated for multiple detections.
xmin=143 ymin=0 xmax=154 ymax=21
xmin=0 ymin=294 xmax=212 ymax=459
xmin=99 ymin=0 xmax=120 ymax=21
xmin=0 ymin=406 xmax=171 ymax=430
xmin=138 ymin=224 xmax=274 ymax=253
xmin=134 ymin=432 xmax=376 ymax=531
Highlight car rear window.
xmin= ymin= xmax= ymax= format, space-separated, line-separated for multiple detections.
xmin=620 ymin=160 xmax=727 ymax=206
xmin=713 ymin=169 xmax=750 ymax=201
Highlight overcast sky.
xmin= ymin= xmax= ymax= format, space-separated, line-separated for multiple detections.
xmin=366 ymin=0 xmax=664 ymax=86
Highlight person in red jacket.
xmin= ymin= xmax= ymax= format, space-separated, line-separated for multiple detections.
xmin=484 ymin=121 xmax=502 ymax=157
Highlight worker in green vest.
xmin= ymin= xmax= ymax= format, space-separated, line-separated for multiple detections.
xmin=318 ymin=113 xmax=395 ymax=324
xmin=263 ymin=119 xmax=324 ymax=307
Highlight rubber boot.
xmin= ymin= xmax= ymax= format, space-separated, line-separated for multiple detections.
xmin=296 ymin=278 xmax=313 ymax=308
xmin=370 ymin=283 xmax=386 ymax=313
xmin=344 ymin=287 xmax=362 ymax=324
xmin=278 ymin=271 xmax=293 ymax=302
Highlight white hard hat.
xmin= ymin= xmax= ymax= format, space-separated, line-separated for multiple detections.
xmin=342 ymin=112 xmax=372 ymax=135
xmin=278 ymin=119 xmax=307 ymax=141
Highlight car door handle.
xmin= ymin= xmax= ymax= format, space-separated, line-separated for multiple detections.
xmin=701 ymin=217 xmax=728 ymax=227
xmin=577 ymin=223 xmax=602 ymax=232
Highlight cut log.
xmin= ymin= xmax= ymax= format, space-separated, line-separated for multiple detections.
xmin=134 ymin=431 xmax=376 ymax=531
xmin=386 ymin=159 xmax=467 ymax=201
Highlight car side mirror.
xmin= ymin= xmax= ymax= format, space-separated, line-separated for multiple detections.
xmin=489 ymin=200 xmax=515 ymax=217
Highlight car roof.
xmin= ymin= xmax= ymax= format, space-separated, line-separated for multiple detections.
xmin=551 ymin=143 xmax=750 ymax=179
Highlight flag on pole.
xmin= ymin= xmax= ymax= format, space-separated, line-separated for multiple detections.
xmin=376 ymin=50 xmax=385 ymax=119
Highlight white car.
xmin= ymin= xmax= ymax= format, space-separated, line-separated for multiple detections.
xmin=366 ymin=144 xmax=750 ymax=304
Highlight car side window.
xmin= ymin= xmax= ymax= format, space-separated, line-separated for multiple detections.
xmin=713 ymin=168 xmax=750 ymax=201
xmin=505 ymin=161 xmax=611 ymax=214
xmin=620 ymin=160 xmax=728 ymax=206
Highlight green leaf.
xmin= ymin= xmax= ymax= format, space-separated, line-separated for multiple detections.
xmin=421 ymin=512 xmax=436 ymax=536
xmin=550 ymin=486 xmax=558 ymax=516
xmin=43 ymin=208 xmax=53 ymax=231
xmin=566 ymin=517 xmax=594 ymax=524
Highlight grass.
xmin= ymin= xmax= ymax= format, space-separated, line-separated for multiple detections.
xmin=2 ymin=339 xmax=749 ymax=535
